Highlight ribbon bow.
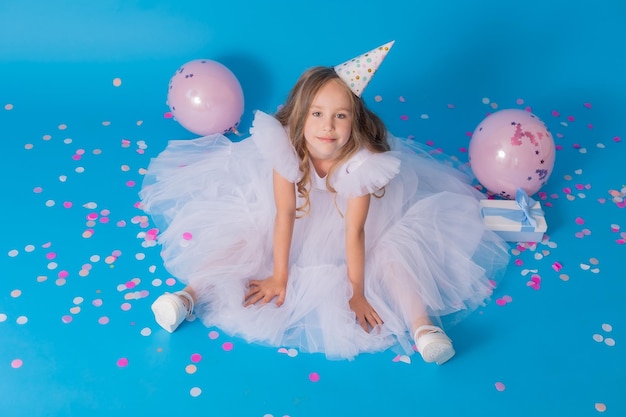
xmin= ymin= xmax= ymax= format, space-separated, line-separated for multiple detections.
xmin=482 ymin=188 xmax=544 ymax=230
xmin=515 ymin=188 xmax=542 ymax=228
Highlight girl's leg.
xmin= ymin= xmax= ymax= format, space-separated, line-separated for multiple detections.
xmin=383 ymin=264 xmax=455 ymax=364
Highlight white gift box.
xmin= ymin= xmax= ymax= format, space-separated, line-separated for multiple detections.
xmin=479 ymin=195 xmax=547 ymax=243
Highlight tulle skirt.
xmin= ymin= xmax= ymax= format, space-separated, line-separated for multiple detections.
xmin=140 ymin=134 xmax=510 ymax=360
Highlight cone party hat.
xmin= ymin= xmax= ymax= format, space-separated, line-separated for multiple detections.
xmin=334 ymin=40 xmax=394 ymax=97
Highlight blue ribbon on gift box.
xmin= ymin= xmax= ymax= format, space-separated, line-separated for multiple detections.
xmin=481 ymin=188 xmax=545 ymax=231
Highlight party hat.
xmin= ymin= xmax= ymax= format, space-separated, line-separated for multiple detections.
xmin=334 ymin=40 xmax=394 ymax=97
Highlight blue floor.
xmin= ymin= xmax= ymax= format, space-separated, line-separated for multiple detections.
xmin=1 ymin=1 xmax=625 ymax=416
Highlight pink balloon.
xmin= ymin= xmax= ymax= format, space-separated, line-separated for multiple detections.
xmin=167 ymin=59 xmax=244 ymax=136
xmin=469 ymin=109 xmax=555 ymax=199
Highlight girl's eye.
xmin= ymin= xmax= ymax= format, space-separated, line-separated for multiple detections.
xmin=335 ymin=113 xmax=346 ymax=119
xmin=312 ymin=111 xmax=321 ymax=117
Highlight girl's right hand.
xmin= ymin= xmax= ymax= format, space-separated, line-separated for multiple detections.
xmin=244 ymin=276 xmax=287 ymax=307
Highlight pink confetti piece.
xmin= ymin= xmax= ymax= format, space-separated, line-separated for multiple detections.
xmin=117 ymin=358 xmax=129 ymax=367
xmin=400 ymin=115 xmax=409 ymax=121
xmin=11 ymin=359 xmax=23 ymax=369
xmin=575 ymin=217 xmax=584 ymax=225
xmin=551 ymin=110 xmax=560 ymax=117
xmin=495 ymin=382 xmax=506 ymax=392
xmin=567 ymin=115 xmax=575 ymax=122
xmin=191 ymin=353 xmax=202 ymax=363
xmin=164 ymin=112 xmax=173 ymax=119
xmin=583 ymin=102 xmax=592 ymax=109
xmin=613 ymin=136 xmax=621 ymax=143
xmin=61 ymin=315 xmax=73 ymax=324
xmin=514 ymin=259 xmax=523 ymax=266
xmin=552 ymin=261 xmax=563 ymax=272
xmin=309 ymin=372 xmax=321 ymax=383
xmin=182 ymin=232 xmax=193 ymax=240
xmin=208 ymin=330 xmax=220 ymax=340
xmin=222 ymin=342 xmax=234 ymax=351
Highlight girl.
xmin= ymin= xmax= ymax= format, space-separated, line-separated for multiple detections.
xmin=141 ymin=43 xmax=510 ymax=364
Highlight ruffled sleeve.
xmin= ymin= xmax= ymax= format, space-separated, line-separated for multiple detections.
xmin=332 ymin=148 xmax=401 ymax=197
xmin=250 ymin=110 xmax=300 ymax=182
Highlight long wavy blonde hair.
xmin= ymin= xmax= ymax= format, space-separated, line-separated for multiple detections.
xmin=275 ymin=66 xmax=390 ymax=216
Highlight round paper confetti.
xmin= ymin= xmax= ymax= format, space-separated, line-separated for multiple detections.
xmin=11 ymin=359 xmax=23 ymax=369
xmin=190 ymin=387 xmax=202 ymax=397
xmin=117 ymin=358 xmax=129 ymax=367
xmin=495 ymin=382 xmax=506 ymax=391
xmin=309 ymin=372 xmax=320 ymax=383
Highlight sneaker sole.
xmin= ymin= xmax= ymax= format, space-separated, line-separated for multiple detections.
xmin=422 ymin=342 xmax=455 ymax=365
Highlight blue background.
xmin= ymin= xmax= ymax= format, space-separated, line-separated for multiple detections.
xmin=1 ymin=1 xmax=624 ymax=416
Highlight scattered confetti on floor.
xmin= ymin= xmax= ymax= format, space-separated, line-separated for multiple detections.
xmin=2 ymin=3 xmax=626 ymax=416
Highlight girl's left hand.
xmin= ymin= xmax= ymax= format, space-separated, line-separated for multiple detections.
xmin=244 ymin=276 xmax=287 ymax=307
xmin=349 ymin=294 xmax=383 ymax=332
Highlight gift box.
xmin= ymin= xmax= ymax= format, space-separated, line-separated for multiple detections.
xmin=479 ymin=189 xmax=547 ymax=242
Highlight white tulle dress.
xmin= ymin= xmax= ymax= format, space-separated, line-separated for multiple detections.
xmin=140 ymin=110 xmax=510 ymax=360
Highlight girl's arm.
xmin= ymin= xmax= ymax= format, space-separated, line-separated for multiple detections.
xmin=244 ymin=170 xmax=296 ymax=307
xmin=345 ymin=194 xmax=383 ymax=331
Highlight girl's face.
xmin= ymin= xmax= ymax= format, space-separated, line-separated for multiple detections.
xmin=303 ymin=79 xmax=353 ymax=165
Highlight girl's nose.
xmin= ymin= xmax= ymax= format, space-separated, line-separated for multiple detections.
xmin=322 ymin=116 xmax=335 ymax=132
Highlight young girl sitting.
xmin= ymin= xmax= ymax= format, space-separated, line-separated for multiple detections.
xmin=141 ymin=42 xmax=510 ymax=364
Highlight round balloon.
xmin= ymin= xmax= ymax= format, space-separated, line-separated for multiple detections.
xmin=469 ymin=109 xmax=555 ymax=199
xmin=167 ymin=59 xmax=244 ymax=136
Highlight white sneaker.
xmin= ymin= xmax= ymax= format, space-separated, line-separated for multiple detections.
xmin=414 ymin=325 xmax=455 ymax=365
xmin=151 ymin=291 xmax=194 ymax=333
